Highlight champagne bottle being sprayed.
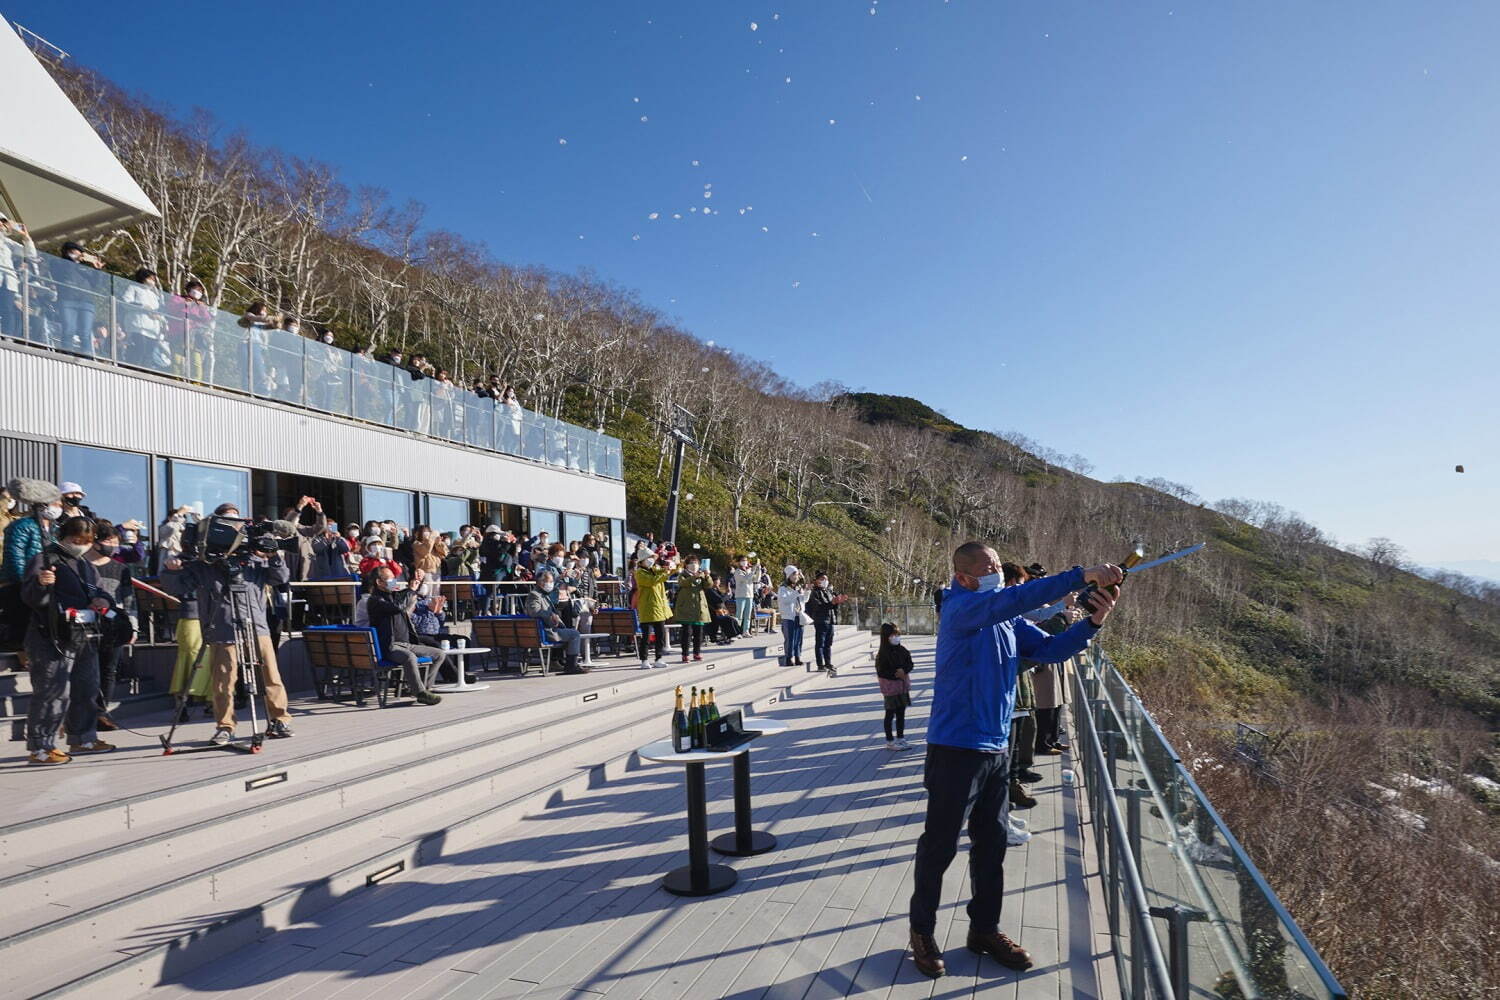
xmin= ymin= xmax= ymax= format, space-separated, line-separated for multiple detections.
xmin=1076 ymin=542 xmax=1145 ymax=615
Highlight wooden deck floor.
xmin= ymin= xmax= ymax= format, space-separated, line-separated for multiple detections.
xmin=136 ymin=639 xmax=1116 ymax=1000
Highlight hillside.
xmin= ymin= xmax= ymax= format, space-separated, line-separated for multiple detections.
xmin=27 ymin=50 xmax=1500 ymax=998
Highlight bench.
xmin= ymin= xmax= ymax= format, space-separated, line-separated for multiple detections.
xmin=302 ymin=583 xmax=358 ymax=626
xmin=132 ymin=579 xmax=178 ymax=645
xmin=471 ymin=615 xmax=559 ymax=677
xmin=753 ymin=608 xmax=779 ymax=634
xmin=590 ymin=607 xmax=640 ymax=657
xmin=303 ymin=625 xmax=433 ymax=707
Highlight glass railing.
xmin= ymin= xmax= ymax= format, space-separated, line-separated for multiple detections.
xmin=1075 ymin=646 xmax=1347 ymax=1000
xmin=0 ymin=245 xmax=624 ymax=480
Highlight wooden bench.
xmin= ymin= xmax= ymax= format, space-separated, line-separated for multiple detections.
xmin=132 ymin=579 xmax=177 ymax=645
xmin=471 ymin=615 xmax=559 ymax=677
xmin=590 ymin=607 xmax=640 ymax=657
xmin=301 ymin=583 xmax=358 ymax=626
xmin=303 ymin=625 xmax=433 ymax=707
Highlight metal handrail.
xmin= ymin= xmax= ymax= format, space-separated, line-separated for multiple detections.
xmin=1083 ymin=647 xmax=1348 ymax=1000
xmin=1072 ymin=659 xmax=1177 ymax=999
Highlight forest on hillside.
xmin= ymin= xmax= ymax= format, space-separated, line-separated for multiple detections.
xmin=30 ymin=51 xmax=1500 ymax=998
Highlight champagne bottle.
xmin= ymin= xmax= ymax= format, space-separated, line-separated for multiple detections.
xmin=707 ymin=686 xmax=720 ymax=722
xmin=671 ymin=685 xmax=689 ymax=753
xmin=688 ymin=687 xmax=702 ymax=749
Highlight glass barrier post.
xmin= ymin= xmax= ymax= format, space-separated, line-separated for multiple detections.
xmin=1150 ymin=904 xmax=1206 ymax=1000
xmin=108 ymin=279 xmax=119 ymax=363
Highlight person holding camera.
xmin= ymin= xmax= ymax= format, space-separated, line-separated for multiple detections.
xmin=805 ymin=571 xmax=846 ymax=672
xmin=20 ymin=516 xmax=118 ymax=764
xmin=672 ymin=554 xmax=713 ymax=663
xmin=730 ymin=555 xmax=760 ymax=636
xmin=366 ymin=566 xmax=444 ymax=704
xmin=632 ymin=551 xmax=674 ymax=669
xmin=163 ymin=503 xmax=294 ymax=744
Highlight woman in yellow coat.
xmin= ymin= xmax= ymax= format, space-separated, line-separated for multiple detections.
xmin=633 ymin=552 xmax=674 ymax=668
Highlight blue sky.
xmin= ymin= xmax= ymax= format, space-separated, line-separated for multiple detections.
xmin=9 ymin=1 xmax=1497 ymax=569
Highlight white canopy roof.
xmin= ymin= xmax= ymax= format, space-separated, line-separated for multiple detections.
xmin=0 ymin=18 xmax=159 ymax=241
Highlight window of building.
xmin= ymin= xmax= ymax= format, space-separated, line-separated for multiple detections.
xmin=611 ymin=518 xmax=625 ymax=575
xmin=171 ymin=460 xmax=250 ymax=518
xmin=528 ymin=508 xmax=560 ymax=542
xmin=563 ymin=512 xmax=591 ymax=546
xmin=59 ymin=444 xmax=150 ymax=528
xmin=361 ymin=485 xmax=416 ymax=530
xmin=426 ymin=494 xmax=469 ymax=537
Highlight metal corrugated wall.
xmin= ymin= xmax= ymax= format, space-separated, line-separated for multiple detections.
xmin=0 ymin=433 xmax=56 ymax=484
xmin=0 ymin=345 xmax=627 ymax=518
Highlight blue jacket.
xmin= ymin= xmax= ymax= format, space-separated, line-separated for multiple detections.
xmin=928 ymin=568 xmax=1099 ymax=752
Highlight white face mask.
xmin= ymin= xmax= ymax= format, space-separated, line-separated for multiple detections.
xmin=550 ymin=555 xmax=564 ymax=567
xmin=384 ymin=579 xmax=407 ymax=592
xmin=976 ymin=572 xmax=1002 ymax=593
xmin=640 ymin=558 xmax=655 ymax=570
xmin=889 ymin=635 xmax=903 ymax=647
xmin=189 ymin=289 xmax=204 ymax=300
xmin=43 ymin=504 xmax=63 ymax=521
xmin=58 ymin=540 xmax=91 ymax=558
xmin=540 ymin=580 xmax=554 ymax=593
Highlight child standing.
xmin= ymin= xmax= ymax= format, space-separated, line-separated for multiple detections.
xmin=875 ymin=622 xmax=913 ymax=750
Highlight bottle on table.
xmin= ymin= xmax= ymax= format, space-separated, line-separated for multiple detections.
xmin=688 ymin=686 xmax=703 ymax=749
xmin=672 ymin=685 xmax=689 ymax=753
xmin=706 ymin=686 xmax=720 ymax=722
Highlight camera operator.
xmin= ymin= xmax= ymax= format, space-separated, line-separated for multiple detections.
xmin=20 ymin=516 xmax=117 ymax=764
xmin=163 ymin=503 xmax=294 ymax=745
xmin=366 ymin=566 xmax=444 ymax=705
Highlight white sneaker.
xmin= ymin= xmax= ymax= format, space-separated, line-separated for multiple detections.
xmin=638 ymin=661 xmax=651 ymax=670
xmin=885 ymin=740 xmax=900 ymax=751
xmin=1008 ymin=814 xmax=1029 ymax=832
xmin=895 ymin=738 xmax=913 ymax=750
xmin=210 ymin=727 xmax=233 ymax=745
xmin=1007 ymin=827 xmax=1032 ymax=846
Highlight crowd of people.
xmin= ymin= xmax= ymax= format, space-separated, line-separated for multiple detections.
xmin=0 ymin=220 xmax=528 ymax=426
xmin=0 ymin=470 xmax=859 ymax=764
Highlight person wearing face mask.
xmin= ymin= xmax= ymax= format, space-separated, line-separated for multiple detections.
xmin=776 ymin=566 xmax=809 ymax=667
xmin=523 ymin=570 xmax=586 ymax=674
xmin=84 ymin=521 xmax=138 ymax=733
xmin=805 ymin=571 xmax=845 ymax=672
xmin=58 ymin=482 xmax=94 ymax=521
xmin=875 ymin=623 xmax=914 ymax=751
xmin=357 ymin=537 xmax=402 ymax=581
xmin=730 ymin=555 xmax=760 ymax=636
xmin=410 ymin=525 xmax=447 ymax=583
xmin=672 ymin=556 xmax=712 ymax=663
xmin=54 ymin=241 xmax=105 ymax=352
xmin=170 ymin=279 xmax=215 ymax=382
xmin=123 ymin=267 xmax=172 ymax=372
xmin=632 ymin=552 xmax=673 ymax=669
xmin=2 ymin=479 xmax=60 ymax=589
xmin=162 ymin=503 xmax=295 ymax=744
xmin=366 ymin=567 xmax=444 ymax=704
xmin=20 ymin=516 xmax=118 ymax=763
xmin=906 ymin=543 xmax=1123 ymax=981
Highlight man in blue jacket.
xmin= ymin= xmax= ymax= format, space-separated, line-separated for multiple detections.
xmin=908 ymin=541 xmax=1122 ymax=979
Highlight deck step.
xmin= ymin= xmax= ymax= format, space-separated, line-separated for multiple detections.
xmin=2 ymin=629 xmax=875 ymax=1000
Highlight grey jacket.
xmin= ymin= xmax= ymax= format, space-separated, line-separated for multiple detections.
xmin=163 ymin=556 xmax=289 ymax=642
xmin=522 ymin=587 xmax=564 ymax=640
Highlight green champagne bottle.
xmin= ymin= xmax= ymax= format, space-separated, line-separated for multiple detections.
xmin=672 ymin=686 xmax=689 ymax=753
xmin=688 ymin=687 xmax=702 ymax=749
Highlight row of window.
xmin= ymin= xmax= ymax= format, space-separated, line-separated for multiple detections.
xmin=58 ymin=443 xmax=626 ymax=568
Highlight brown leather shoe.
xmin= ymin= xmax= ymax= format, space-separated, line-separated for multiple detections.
xmin=909 ymin=929 xmax=946 ymax=979
xmin=967 ymin=929 xmax=1033 ymax=970
xmin=1010 ymin=779 xmax=1038 ymax=809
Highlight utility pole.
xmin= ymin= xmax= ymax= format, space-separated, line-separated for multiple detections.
xmin=661 ymin=403 xmax=697 ymax=545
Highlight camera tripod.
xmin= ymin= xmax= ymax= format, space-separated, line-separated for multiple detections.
xmin=160 ymin=582 xmax=267 ymax=756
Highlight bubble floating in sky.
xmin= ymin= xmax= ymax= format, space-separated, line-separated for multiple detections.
xmin=632 ymin=234 xmax=640 ymax=241
xmin=772 ymin=12 xmax=779 ymax=19
xmin=761 ymin=226 xmax=769 ymax=232
xmin=633 ymin=96 xmax=640 ymax=102
xmin=960 ymin=155 xmax=968 ymax=161
xmin=750 ymin=21 xmax=758 ymax=30
xmin=672 ymin=213 xmax=682 ymax=219
xmin=691 ymin=159 xmax=701 ymax=166
xmin=704 ymin=183 xmax=712 ymax=189
xmin=640 ymin=115 xmax=649 ymax=122
xmin=558 ymin=138 xmax=568 ymax=145
xmin=791 ymin=280 xmax=800 ymax=288
xmin=648 ymin=212 xmax=659 ymax=220
xmin=704 ymin=191 xmax=713 ymax=199
xmin=785 ymin=76 xmax=792 ymax=84
xmin=828 ymin=119 xmax=837 ymax=125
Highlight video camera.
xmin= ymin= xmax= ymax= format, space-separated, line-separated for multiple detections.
xmin=180 ymin=514 xmax=292 ymax=566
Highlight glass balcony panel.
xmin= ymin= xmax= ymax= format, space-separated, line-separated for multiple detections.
xmin=255 ymin=325 xmax=306 ymax=406
xmin=352 ymin=355 xmax=396 ymax=425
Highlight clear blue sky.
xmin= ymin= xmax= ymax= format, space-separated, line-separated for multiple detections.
xmin=9 ymin=1 xmax=1498 ymax=569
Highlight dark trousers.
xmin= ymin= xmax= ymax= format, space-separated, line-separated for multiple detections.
xmin=883 ymin=695 xmax=906 ymax=741
xmin=1034 ymin=707 xmax=1061 ymax=750
xmin=910 ymin=744 xmax=1012 ymax=935
xmin=637 ymin=620 xmax=667 ymax=661
xmin=1010 ymin=715 xmax=1036 ymax=775
xmin=678 ymin=622 xmax=704 ymax=656
xmin=812 ymin=620 xmax=834 ymax=667
xmin=708 ymin=614 xmax=741 ymax=643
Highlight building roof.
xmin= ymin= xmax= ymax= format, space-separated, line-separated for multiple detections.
xmin=0 ymin=18 xmax=159 ymax=241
